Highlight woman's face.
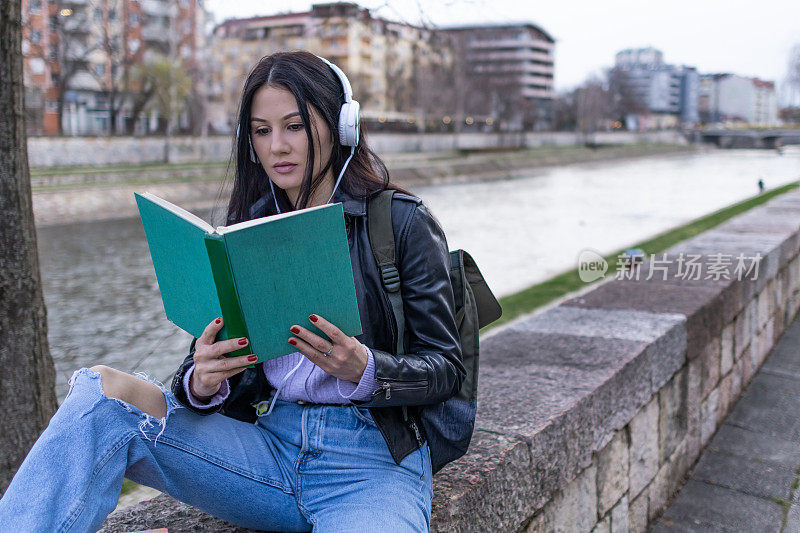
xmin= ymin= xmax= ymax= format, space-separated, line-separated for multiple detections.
xmin=249 ymin=84 xmax=335 ymax=205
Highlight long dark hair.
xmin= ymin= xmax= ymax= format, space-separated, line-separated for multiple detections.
xmin=225 ymin=50 xmax=412 ymax=224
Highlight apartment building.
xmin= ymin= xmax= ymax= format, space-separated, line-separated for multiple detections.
xmin=441 ymin=22 xmax=556 ymax=130
xmin=699 ymin=73 xmax=778 ymax=126
xmin=21 ymin=0 xmax=58 ymax=135
xmin=208 ymin=2 xmax=455 ymax=134
xmin=21 ymin=0 xmax=206 ymax=135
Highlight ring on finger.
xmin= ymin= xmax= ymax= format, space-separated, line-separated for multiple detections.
xmin=322 ymin=345 xmax=334 ymax=357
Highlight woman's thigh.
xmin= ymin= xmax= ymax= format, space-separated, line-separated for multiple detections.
xmin=293 ymin=405 xmax=433 ymax=532
xmin=110 ymin=375 xmax=311 ymax=531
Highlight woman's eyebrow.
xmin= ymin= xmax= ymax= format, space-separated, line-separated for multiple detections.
xmin=251 ymin=111 xmax=301 ymax=123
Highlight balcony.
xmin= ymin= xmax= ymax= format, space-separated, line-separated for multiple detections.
xmin=522 ymin=87 xmax=554 ymax=99
xmin=522 ymin=64 xmax=554 ymax=76
xmin=468 ymin=39 xmax=553 ymax=51
xmin=471 ymin=50 xmax=552 ymax=64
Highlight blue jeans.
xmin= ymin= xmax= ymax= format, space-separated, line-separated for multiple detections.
xmin=0 ymin=367 xmax=433 ymax=532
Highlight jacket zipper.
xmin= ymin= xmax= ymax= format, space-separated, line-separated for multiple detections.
xmin=409 ymin=417 xmax=423 ymax=446
xmin=373 ymin=378 xmax=427 ymax=400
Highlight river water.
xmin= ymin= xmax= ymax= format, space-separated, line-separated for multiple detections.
xmin=37 ymin=148 xmax=800 ymax=399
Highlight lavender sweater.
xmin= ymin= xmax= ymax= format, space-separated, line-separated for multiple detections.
xmin=183 ymin=345 xmax=380 ymax=408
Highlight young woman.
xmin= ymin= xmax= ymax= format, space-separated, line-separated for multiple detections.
xmin=0 ymin=51 xmax=463 ymax=532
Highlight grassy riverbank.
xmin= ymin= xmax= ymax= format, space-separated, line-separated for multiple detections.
xmin=486 ymin=181 xmax=800 ymax=332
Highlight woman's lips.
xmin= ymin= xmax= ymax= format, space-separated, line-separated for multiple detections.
xmin=272 ymin=163 xmax=297 ymax=174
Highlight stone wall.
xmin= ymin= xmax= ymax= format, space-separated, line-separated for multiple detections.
xmin=28 ymin=130 xmax=686 ymax=168
xmin=100 ymin=190 xmax=800 ymax=533
xmin=432 ymin=189 xmax=800 ymax=532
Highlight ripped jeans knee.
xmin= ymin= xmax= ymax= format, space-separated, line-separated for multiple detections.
xmin=65 ymin=367 xmax=183 ymax=447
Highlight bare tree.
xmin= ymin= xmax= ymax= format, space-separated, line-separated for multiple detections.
xmin=575 ymin=75 xmax=613 ymax=143
xmin=554 ymin=89 xmax=578 ymax=131
xmin=0 ymin=0 xmax=58 ymax=493
xmin=51 ymin=3 xmax=99 ymax=135
xmin=124 ymin=63 xmax=156 ymax=135
xmin=607 ymin=67 xmax=648 ymax=124
xmin=88 ymin=0 xmax=140 ymax=135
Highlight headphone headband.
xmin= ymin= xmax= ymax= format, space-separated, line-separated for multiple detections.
xmin=316 ymin=55 xmax=353 ymax=104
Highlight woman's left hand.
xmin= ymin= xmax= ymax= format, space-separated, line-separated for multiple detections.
xmin=288 ymin=314 xmax=368 ymax=383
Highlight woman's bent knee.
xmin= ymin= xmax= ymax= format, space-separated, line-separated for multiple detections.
xmin=88 ymin=365 xmax=167 ymax=419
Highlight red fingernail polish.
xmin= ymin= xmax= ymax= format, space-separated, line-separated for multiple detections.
xmin=290 ymin=326 xmax=300 ymax=334
xmin=288 ymin=338 xmax=297 ymax=346
xmin=248 ymin=354 xmax=258 ymax=362
xmin=238 ymin=338 xmax=248 ymax=345
xmin=215 ymin=318 xmax=221 ymax=324
xmin=309 ymin=314 xmax=318 ymax=323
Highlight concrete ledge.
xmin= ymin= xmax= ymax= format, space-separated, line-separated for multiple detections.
xmin=101 ymin=189 xmax=800 ymax=532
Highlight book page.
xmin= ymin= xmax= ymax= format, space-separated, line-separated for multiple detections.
xmin=215 ymin=203 xmax=331 ymax=235
xmin=139 ymin=191 xmax=215 ymax=234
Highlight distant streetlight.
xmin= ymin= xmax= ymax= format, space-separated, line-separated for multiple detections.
xmin=59 ymin=8 xmax=72 ymax=16
xmin=378 ymin=116 xmax=386 ymax=123
xmin=465 ymin=116 xmax=474 ymax=125
xmin=442 ymin=116 xmax=451 ymax=124
xmin=485 ymin=117 xmax=494 ymax=125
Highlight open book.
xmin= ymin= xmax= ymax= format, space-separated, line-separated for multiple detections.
xmin=134 ymin=192 xmax=362 ymax=364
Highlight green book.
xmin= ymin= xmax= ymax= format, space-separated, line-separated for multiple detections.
xmin=134 ymin=192 xmax=362 ymax=364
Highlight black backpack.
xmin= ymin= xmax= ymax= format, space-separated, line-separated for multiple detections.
xmin=367 ymin=190 xmax=502 ymax=474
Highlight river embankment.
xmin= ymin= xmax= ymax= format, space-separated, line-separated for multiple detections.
xmin=32 ymin=142 xmax=698 ymax=226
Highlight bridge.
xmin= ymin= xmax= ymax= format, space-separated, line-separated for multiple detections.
xmin=692 ymin=128 xmax=800 ymax=149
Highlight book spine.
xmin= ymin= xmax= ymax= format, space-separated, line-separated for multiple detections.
xmin=204 ymin=234 xmax=254 ymax=365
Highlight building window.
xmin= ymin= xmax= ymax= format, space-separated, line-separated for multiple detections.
xmin=30 ymin=29 xmax=42 ymax=44
xmin=129 ymin=39 xmax=140 ymax=53
xmin=109 ymin=8 xmax=116 ymax=21
xmin=29 ymin=57 xmax=45 ymax=74
xmin=29 ymin=0 xmax=42 ymax=11
xmin=94 ymin=7 xmax=102 ymax=20
xmin=128 ymin=13 xmax=138 ymax=25
xmin=94 ymin=63 xmax=105 ymax=76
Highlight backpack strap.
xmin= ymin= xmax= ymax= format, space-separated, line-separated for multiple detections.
xmin=367 ymin=189 xmax=405 ymax=356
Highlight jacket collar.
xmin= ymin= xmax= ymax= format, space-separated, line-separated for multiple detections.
xmin=248 ymin=184 xmax=368 ymax=219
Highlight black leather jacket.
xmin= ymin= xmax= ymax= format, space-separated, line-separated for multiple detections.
xmin=170 ymin=185 xmax=465 ymax=465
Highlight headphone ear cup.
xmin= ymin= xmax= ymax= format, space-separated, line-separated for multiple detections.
xmin=339 ymin=100 xmax=360 ymax=147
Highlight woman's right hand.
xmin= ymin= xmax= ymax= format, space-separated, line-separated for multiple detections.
xmin=190 ymin=317 xmax=258 ymax=398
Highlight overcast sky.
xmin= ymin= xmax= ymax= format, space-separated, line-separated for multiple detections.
xmin=205 ymin=0 xmax=800 ymax=103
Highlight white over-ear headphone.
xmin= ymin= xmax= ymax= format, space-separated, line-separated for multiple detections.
xmin=316 ymin=55 xmax=361 ymax=147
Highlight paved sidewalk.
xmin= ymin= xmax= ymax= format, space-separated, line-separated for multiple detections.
xmin=653 ymin=314 xmax=800 ymax=533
